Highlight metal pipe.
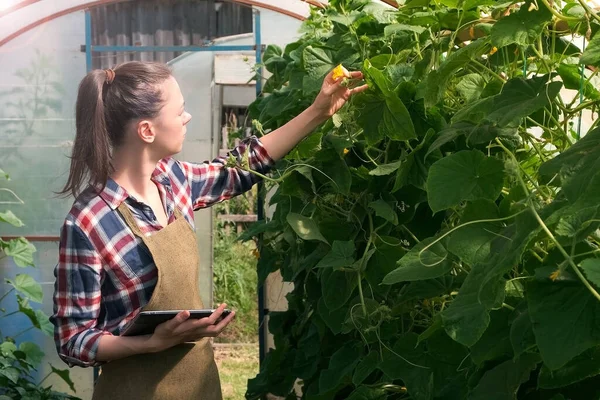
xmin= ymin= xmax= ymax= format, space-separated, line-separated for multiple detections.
xmin=253 ymin=8 xmax=267 ymax=367
xmin=85 ymin=10 xmax=92 ymax=72
xmin=1 ymin=235 xmax=59 ymax=242
xmin=90 ymin=45 xmax=258 ymax=52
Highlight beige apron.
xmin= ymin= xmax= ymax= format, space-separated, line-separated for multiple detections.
xmin=92 ymin=203 xmax=222 ymax=400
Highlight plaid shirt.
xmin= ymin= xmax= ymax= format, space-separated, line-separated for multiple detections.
xmin=51 ymin=136 xmax=273 ymax=368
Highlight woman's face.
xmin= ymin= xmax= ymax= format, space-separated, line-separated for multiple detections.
xmin=150 ymin=76 xmax=192 ymax=158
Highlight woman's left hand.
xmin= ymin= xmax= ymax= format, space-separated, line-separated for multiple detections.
xmin=310 ymin=67 xmax=369 ymax=119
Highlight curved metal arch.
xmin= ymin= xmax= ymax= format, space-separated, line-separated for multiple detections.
xmin=0 ymin=0 xmax=310 ymax=47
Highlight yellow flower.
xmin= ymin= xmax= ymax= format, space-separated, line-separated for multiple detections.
xmin=332 ymin=64 xmax=349 ymax=81
xmin=490 ymin=46 xmax=498 ymax=55
xmin=343 ymin=148 xmax=350 ymax=155
xmin=549 ymin=269 xmax=561 ymax=281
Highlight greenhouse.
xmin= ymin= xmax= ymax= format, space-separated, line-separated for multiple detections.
xmin=2 ymin=0 xmax=600 ymax=399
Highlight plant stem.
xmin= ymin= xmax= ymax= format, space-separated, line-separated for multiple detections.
xmin=0 ymin=288 xmax=14 ymax=305
xmin=471 ymin=59 xmax=506 ymax=83
xmin=357 ymin=212 xmax=375 ymax=316
xmin=38 ymin=371 xmax=53 ymax=387
xmin=496 ymin=138 xmax=600 ymax=302
xmin=1 ymin=310 xmax=19 ymax=318
xmin=577 ymin=0 xmax=600 ymax=24
xmin=13 ymin=325 xmax=34 ymax=339
xmin=357 ymin=273 xmax=367 ymax=317
xmin=539 ymin=0 xmax=583 ymax=21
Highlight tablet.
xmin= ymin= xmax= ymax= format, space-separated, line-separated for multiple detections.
xmin=122 ymin=309 xmax=232 ymax=336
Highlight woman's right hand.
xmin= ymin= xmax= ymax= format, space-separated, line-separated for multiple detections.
xmin=146 ymin=304 xmax=235 ymax=353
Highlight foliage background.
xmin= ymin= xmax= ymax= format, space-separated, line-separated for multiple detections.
xmin=241 ymin=0 xmax=600 ymax=399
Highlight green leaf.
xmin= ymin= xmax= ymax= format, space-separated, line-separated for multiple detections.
xmin=355 ymin=93 xmax=386 ymax=145
xmin=441 ymin=265 xmax=505 ymax=346
xmin=581 ymin=31 xmax=600 ymax=66
xmin=454 ymin=76 xmax=563 ymax=128
xmin=510 ymin=308 xmax=536 ymax=358
xmin=580 ymin=258 xmax=600 ymax=289
xmin=286 ymin=213 xmax=328 ymax=244
xmin=384 ymin=23 xmax=426 ymax=36
xmin=528 ymin=280 xmax=600 ymax=370
xmin=292 ymin=323 xmax=321 ymax=379
xmin=3 ymin=238 xmax=36 ymax=267
xmin=326 ymin=155 xmax=352 ymax=194
xmin=558 ymin=64 xmax=600 ymax=101
xmin=369 ymin=160 xmax=402 ymax=176
xmin=378 ymin=334 xmax=434 ymax=400
xmin=346 ymin=386 xmax=387 ymax=400
xmin=538 ymin=347 xmax=600 ymax=389
xmin=7 ymin=274 xmax=43 ymax=303
xmin=236 ymin=220 xmax=280 ymax=242
xmin=303 ymin=46 xmax=359 ymax=94
xmin=19 ymin=342 xmax=44 ymax=367
xmin=469 ymin=309 xmax=512 ymax=365
xmin=290 ymin=133 xmax=323 ymax=159
xmin=447 ymin=200 xmax=502 ymax=266
xmin=383 ymin=237 xmax=452 ymax=284
xmin=424 ymin=39 xmax=488 ymax=107
xmin=427 ymin=122 xmax=517 ymax=158
xmin=318 ymin=343 xmax=362 ymax=393
xmin=0 ymin=367 xmax=20 ymax=384
xmin=317 ymin=298 xmax=346 ymax=334
xmin=353 ymin=352 xmax=380 ymax=385
xmin=0 ymin=168 xmax=9 ymax=180
xmin=538 ymin=126 xmax=600 ymax=186
xmin=427 ymin=150 xmax=505 ymax=213
xmin=491 ymin=1 xmax=552 ymax=48
xmin=363 ymin=60 xmax=416 ymax=141
xmin=322 ymin=269 xmax=358 ymax=311
xmin=396 ymin=129 xmax=440 ymax=192
xmin=51 ymin=364 xmax=77 ymax=393
xmin=366 ymin=236 xmax=406 ymax=297
xmin=0 ymin=211 xmax=24 ymax=227
xmin=468 ymin=353 xmax=540 ymax=400
xmin=0 ymin=342 xmax=17 ymax=358
xmin=369 ymin=199 xmax=398 ymax=225
xmin=383 ymin=95 xmax=417 ymax=141
xmin=37 ymin=309 xmax=54 ymax=336
xmin=364 ymin=59 xmax=393 ymax=96
xmin=487 ymin=78 xmax=562 ymax=127
xmin=456 ymin=73 xmax=486 ymax=103
xmin=316 ymin=240 xmax=356 ymax=269
xmin=442 ymin=200 xmax=553 ymax=346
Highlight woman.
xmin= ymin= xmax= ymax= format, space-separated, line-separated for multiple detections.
xmin=51 ymin=61 xmax=367 ymax=399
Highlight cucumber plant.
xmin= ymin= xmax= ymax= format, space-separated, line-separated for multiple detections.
xmin=241 ymin=0 xmax=600 ymax=398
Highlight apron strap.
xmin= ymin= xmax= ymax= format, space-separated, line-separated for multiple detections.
xmin=117 ymin=201 xmax=186 ymax=239
xmin=117 ymin=202 xmax=146 ymax=238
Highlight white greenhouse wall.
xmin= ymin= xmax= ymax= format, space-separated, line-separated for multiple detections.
xmin=0 ymin=2 xmax=304 ymax=399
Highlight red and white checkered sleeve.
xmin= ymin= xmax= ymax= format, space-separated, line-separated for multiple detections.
xmin=177 ymin=136 xmax=274 ymax=210
xmin=50 ymin=220 xmax=112 ymax=368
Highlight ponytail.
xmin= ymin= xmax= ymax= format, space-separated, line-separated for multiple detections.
xmin=59 ymin=70 xmax=112 ymax=197
xmin=59 ymin=61 xmax=172 ymax=198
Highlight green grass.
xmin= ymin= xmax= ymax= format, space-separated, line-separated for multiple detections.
xmin=214 ymin=344 xmax=259 ymax=400
xmin=213 ymin=230 xmax=259 ymax=343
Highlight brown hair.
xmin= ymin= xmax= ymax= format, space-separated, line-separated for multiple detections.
xmin=59 ymin=61 xmax=172 ymax=197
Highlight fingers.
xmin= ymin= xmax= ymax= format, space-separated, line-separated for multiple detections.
xmin=165 ymin=310 xmax=190 ymax=331
xmin=211 ymin=310 xmax=236 ymax=333
xmin=349 ymin=83 xmax=369 ymax=95
xmin=206 ymin=303 xmax=228 ymax=325
xmin=349 ymin=71 xmax=364 ymax=79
